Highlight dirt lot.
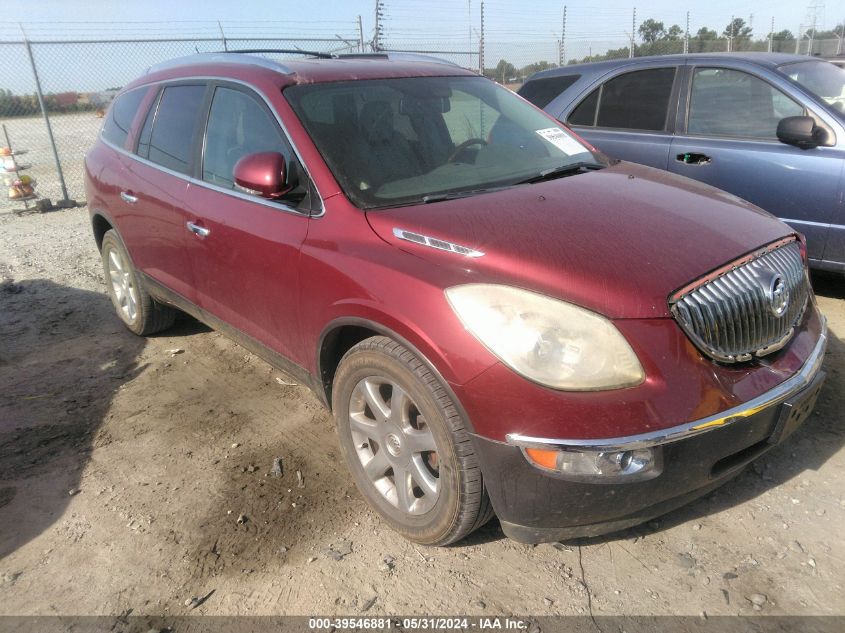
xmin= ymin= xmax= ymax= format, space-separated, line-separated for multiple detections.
xmin=0 ymin=206 xmax=844 ymax=618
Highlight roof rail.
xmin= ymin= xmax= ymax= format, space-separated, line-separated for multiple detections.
xmin=224 ymin=48 xmax=334 ymax=59
xmin=145 ymin=50 xmax=463 ymax=76
xmin=338 ymin=52 xmax=461 ymax=67
xmin=145 ymin=52 xmax=294 ymax=75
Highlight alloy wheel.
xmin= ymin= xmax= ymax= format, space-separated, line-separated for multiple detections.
xmin=349 ymin=377 xmax=440 ymax=515
xmin=106 ymin=247 xmax=138 ymax=323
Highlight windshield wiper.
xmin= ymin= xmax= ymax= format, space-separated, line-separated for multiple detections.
xmin=516 ymin=161 xmax=605 ymax=185
xmin=421 ymin=187 xmax=505 ymax=204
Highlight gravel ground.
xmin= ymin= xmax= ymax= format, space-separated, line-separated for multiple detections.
xmin=0 ymin=206 xmax=843 ymax=617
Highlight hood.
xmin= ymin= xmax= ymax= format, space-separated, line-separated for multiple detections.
xmin=366 ymin=162 xmax=794 ymax=319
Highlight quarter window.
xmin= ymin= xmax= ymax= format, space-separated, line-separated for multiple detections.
xmin=202 ymin=86 xmax=291 ymax=190
xmin=140 ymin=84 xmax=206 ymax=174
xmin=568 ymin=68 xmax=676 ymax=131
xmin=687 ymin=68 xmax=804 ymax=138
xmin=101 ymin=87 xmax=147 ymax=148
xmin=518 ymin=74 xmax=581 ymax=109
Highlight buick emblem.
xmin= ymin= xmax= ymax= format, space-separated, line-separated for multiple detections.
xmin=768 ymin=274 xmax=789 ymax=317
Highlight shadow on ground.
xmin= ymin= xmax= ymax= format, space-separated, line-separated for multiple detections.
xmin=0 ymin=278 xmax=145 ymax=558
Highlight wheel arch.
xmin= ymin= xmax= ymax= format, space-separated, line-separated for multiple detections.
xmin=90 ymin=210 xmax=115 ymax=251
xmin=316 ymin=317 xmax=477 ymax=433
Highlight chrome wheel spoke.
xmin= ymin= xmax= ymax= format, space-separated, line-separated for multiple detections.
xmin=387 ymin=385 xmax=409 ymax=424
xmin=404 ymin=427 xmax=437 ymax=453
xmin=361 ymin=379 xmax=390 ymax=422
xmin=350 ymin=411 xmax=380 ymax=439
xmin=393 ymin=464 xmax=413 ymax=512
xmin=363 ymin=449 xmax=390 ymax=480
xmin=409 ymin=454 xmax=438 ymax=496
xmin=109 ymin=250 xmax=123 ymax=273
xmin=126 ymin=284 xmax=137 ymax=319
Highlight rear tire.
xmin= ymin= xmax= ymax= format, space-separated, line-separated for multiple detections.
xmin=101 ymin=229 xmax=175 ymax=336
xmin=332 ymin=336 xmax=493 ymax=545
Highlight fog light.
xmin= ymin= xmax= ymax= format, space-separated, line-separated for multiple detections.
xmin=522 ymin=445 xmax=661 ymax=483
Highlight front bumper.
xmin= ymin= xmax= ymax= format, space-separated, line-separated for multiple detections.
xmin=473 ymin=320 xmax=828 ymax=543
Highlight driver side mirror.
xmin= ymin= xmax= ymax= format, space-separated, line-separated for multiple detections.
xmin=776 ymin=116 xmax=830 ymax=149
xmin=233 ymin=152 xmax=292 ymax=198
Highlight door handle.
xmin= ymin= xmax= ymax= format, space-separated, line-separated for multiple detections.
xmin=676 ymin=152 xmax=711 ymax=165
xmin=120 ymin=191 xmax=138 ymax=203
xmin=186 ymin=221 xmax=210 ymax=238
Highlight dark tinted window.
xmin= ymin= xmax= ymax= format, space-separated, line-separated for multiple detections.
xmin=688 ymin=68 xmax=803 ymax=138
xmin=568 ymin=87 xmax=599 ymax=126
xmin=518 ymin=74 xmax=580 ymax=109
xmin=202 ymin=87 xmax=291 ymax=190
xmin=101 ymin=87 xmax=147 ymax=148
xmin=570 ymin=68 xmax=676 ymax=131
xmin=145 ymin=84 xmax=206 ymax=173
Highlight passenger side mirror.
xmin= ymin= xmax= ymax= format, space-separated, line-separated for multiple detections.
xmin=776 ymin=116 xmax=827 ymax=149
xmin=233 ymin=152 xmax=292 ymax=198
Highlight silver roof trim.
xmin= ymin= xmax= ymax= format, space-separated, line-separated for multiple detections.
xmin=339 ymin=52 xmax=462 ymax=68
xmin=392 ymin=228 xmax=484 ymax=258
xmin=146 ymin=53 xmax=292 ymax=75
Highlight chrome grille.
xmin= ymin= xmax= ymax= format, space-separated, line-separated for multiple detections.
xmin=671 ymin=240 xmax=809 ymax=363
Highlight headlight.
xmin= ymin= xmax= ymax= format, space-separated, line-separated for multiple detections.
xmin=445 ymin=284 xmax=644 ymax=390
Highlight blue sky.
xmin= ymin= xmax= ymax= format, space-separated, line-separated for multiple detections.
xmin=1 ymin=0 xmax=827 ymax=43
xmin=0 ymin=1 xmax=836 ymax=93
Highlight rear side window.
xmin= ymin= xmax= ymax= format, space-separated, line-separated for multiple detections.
xmin=139 ymin=84 xmax=206 ymax=174
xmin=518 ymin=74 xmax=580 ymax=109
xmin=101 ymin=87 xmax=147 ymax=148
xmin=568 ymin=68 xmax=676 ymax=131
xmin=687 ymin=68 xmax=804 ymax=138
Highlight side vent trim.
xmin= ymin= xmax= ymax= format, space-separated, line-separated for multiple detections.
xmin=392 ymin=227 xmax=484 ymax=258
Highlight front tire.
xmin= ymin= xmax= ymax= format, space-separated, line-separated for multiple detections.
xmin=332 ymin=336 xmax=493 ymax=545
xmin=101 ymin=229 xmax=175 ymax=336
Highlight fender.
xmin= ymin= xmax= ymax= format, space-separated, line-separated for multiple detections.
xmin=317 ymin=315 xmax=480 ymax=433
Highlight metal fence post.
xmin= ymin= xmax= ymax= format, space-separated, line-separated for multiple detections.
xmin=23 ymin=37 xmax=70 ymax=205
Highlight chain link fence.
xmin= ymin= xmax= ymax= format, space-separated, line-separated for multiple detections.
xmin=0 ymin=36 xmax=362 ymax=212
xmin=0 ymin=32 xmax=841 ymax=211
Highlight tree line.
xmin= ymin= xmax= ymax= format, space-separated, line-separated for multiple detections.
xmin=0 ymin=89 xmax=101 ymax=118
xmin=484 ymin=17 xmax=844 ymax=80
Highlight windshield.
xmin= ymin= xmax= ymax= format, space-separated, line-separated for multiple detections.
xmin=780 ymin=60 xmax=845 ymax=114
xmin=284 ymin=75 xmax=600 ymax=208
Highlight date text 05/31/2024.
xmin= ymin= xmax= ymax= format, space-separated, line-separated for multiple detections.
xmin=308 ymin=618 xmax=530 ymax=630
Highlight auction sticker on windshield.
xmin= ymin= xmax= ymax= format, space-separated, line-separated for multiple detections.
xmin=535 ymin=127 xmax=585 ymax=156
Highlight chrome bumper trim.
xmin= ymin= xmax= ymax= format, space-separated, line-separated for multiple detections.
xmin=507 ymin=315 xmax=827 ymax=452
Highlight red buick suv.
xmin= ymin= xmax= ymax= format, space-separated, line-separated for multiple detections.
xmin=84 ymin=51 xmax=827 ymax=545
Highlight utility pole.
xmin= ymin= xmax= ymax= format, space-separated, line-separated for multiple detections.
xmin=373 ymin=1 xmax=383 ymax=52
xmin=630 ymin=7 xmax=636 ymax=58
xmin=217 ymin=21 xmax=227 ymax=51
xmin=479 ymin=1 xmax=485 ymax=75
xmin=684 ymin=11 xmax=690 ymax=54
xmin=796 ymin=23 xmax=803 ymax=53
xmin=468 ymin=0 xmax=472 ymax=65
xmin=560 ymin=5 xmax=567 ymax=66
xmin=768 ymin=16 xmax=774 ymax=52
xmin=357 ymin=15 xmax=365 ymax=52
xmin=728 ymin=15 xmax=734 ymax=52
